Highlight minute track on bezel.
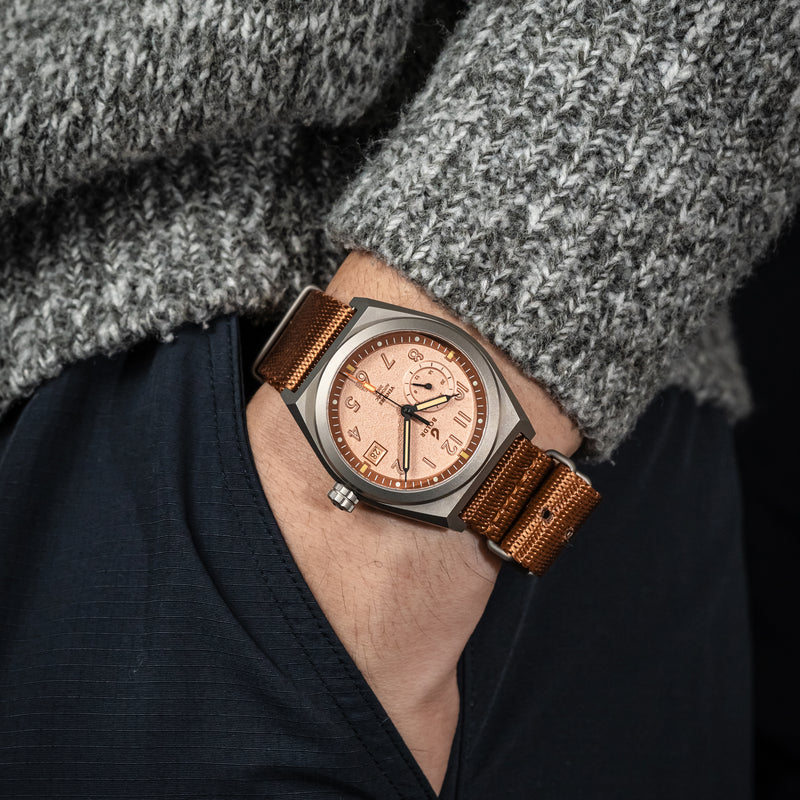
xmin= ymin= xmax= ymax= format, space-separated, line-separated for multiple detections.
xmin=325 ymin=330 xmax=487 ymax=491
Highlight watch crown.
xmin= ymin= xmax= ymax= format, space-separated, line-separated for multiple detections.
xmin=328 ymin=482 xmax=359 ymax=513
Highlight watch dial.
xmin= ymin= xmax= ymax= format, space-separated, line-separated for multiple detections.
xmin=327 ymin=331 xmax=488 ymax=490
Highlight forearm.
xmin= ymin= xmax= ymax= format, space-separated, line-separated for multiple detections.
xmin=246 ymin=250 xmax=582 ymax=791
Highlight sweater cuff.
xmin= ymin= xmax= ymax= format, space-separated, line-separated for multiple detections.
xmin=324 ymin=0 xmax=800 ymax=459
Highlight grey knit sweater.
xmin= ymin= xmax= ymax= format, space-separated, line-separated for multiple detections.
xmin=1 ymin=0 xmax=799 ymax=459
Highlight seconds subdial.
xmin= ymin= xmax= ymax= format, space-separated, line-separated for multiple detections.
xmin=404 ymin=362 xmax=455 ymax=405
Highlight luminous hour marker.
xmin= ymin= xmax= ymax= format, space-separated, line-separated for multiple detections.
xmin=460 ymin=451 xmax=470 ymax=460
xmin=446 ymin=351 xmax=455 ymax=360
xmin=360 ymin=463 xmax=369 ymax=474
xmin=345 ymin=364 xmax=355 ymax=373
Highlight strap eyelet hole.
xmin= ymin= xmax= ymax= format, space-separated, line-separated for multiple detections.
xmin=541 ymin=508 xmax=552 ymax=522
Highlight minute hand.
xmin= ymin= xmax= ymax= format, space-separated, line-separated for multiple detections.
xmin=411 ymin=394 xmax=455 ymax=413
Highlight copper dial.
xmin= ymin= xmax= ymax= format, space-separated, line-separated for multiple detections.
xmin=327 ymin=331 xmax=488 ymax=490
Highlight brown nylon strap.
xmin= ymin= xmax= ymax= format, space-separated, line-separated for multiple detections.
xmin=460 ymin=435 xmax=552 ymax=543
xmin=461 ymin=435 xmax=600 ymax=575
xmin=255 ymin=290 xmax=354 ymax=391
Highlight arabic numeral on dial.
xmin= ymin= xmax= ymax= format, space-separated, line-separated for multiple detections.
xmin=355 ymin=369 xmax=369 ymax=384
xmin=381 ymin=352 xmax=396 ymax=370
xmin=454 ymin=380 xmax=469 ymax=401
xmin=391 ymin=458 xmax=403 ymax=474
xmin=344 ymin=396 xmax=360 ymax=412
xmin=441 ymin=437 xmax=459 ymax=456
xmin=348 ymin=426 xmax=361 ymax=441
xmin=408 ymin=348 xmax=424 ymax=362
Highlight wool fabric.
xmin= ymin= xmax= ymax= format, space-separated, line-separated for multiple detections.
xmin=1 ymin=0 xmax=799 ymax=458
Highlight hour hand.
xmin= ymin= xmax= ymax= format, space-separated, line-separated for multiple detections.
xmin=410 ymin=394 xmax=454 ymax=412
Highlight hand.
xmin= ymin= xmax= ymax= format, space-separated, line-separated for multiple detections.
xmin=407 ymin=393 xmax=455 ymax=413
xmin=246 ymin=250 xmax=582 ymax=792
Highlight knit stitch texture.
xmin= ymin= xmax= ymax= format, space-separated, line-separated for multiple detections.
xmin=1 ymin=0 xmax=799 ymax=458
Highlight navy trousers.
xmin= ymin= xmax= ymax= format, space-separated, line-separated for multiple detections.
xmin=0 ymin=315 xmax=750 ymax=799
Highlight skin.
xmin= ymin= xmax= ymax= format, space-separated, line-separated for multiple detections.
xmin=246 ymin=250 xmax=581 ymax=794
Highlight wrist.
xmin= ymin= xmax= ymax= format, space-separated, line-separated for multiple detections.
xmin=326 ymin=250 xmax=582 ymax=457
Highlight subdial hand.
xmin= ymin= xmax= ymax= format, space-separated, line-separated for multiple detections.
xmin=411 ymin=382 xmax=433 ymax=390
xmin=342 ymin=372 xmax=431 ymax=425
xmin=410 ymin=394 xmax=455 ymax=413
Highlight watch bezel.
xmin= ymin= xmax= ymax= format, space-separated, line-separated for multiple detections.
xmin=312 ymin=316 xmax=502 ymax=506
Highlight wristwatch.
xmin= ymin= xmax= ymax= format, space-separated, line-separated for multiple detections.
xmin=252 ymin=286 xmax=600 ymax=576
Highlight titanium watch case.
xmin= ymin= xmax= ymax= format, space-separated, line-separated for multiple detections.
xmin=258 ymin=293 xmax=535 ymax=530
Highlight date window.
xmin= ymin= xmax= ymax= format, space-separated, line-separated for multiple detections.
xmin=363 ymin=441 xmax=388 ymax=467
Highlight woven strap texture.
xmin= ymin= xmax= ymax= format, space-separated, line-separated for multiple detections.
xmin=255 ymin=290 xmax=354 ymax=391
xmin=461 ymin=436 xmax=600 ymax=575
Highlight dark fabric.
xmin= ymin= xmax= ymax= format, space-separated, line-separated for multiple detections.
xmin=0 ymin=315 xmax=750 ymax=799
xmin=732 ymin=209 xmax=800 ymax=799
